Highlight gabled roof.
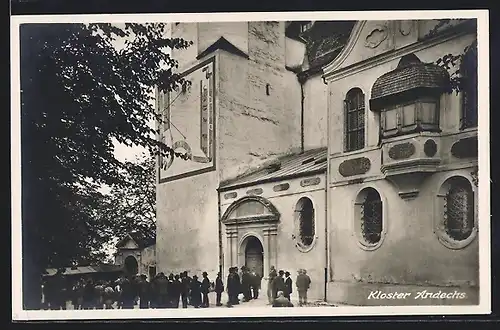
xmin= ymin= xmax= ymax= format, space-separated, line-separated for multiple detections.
xmin=219 ymin=147 xmax=327 ymax=191
xmin=196 ymin=36 xmax=249 ymax=60
xmin=116 ymin=230 xmax=156 ymax=249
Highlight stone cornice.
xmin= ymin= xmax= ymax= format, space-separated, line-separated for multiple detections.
xmin=322 ymin=21 xmax=475 ymax=83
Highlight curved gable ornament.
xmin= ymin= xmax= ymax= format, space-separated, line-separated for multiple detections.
xmin=364 ymin=25 xmax=389 ymax=49
xmin=322 ymin=21 xmax=367 ymax=79
xmin=399 ymin=20 xmax=413 ymax=36
xmin=221 ymin=195 xmax=281 ymax=225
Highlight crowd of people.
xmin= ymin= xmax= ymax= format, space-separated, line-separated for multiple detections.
xmin=41 ymin=266 xmax=311 ymax=310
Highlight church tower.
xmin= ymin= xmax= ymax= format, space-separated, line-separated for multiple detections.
xmin=156 ymin=22 xmax=302 ymax=277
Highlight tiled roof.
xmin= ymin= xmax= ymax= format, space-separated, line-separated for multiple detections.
xmin=285 ymin=21 xmax=356 ymax=78
xmin=305 ymin=21 xmax=356 ymax=70
xmin=219 ymin=147 xmax=327 ymax=191
xmin=44 ymin=264 xmax=122 ymax=277
xmin=370 ymin=54 xmax=450 ymax=110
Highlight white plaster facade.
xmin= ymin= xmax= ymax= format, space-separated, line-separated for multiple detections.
xmin=156 ymin=19 xmax=480 ymax=305
xmin=323 ymin=19 xmax=479 ymax=305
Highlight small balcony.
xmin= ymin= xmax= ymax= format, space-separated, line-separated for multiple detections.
xmin=380 ymin=133 xmax=442 ymax=199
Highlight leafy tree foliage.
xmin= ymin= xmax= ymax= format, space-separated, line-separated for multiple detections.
xmin=97 ymin=154 xmax=157 ymax=252
xmin=426 ymin=19 xmax=478 ymax=95
xmin=20 ymin=22 xmax=191 ymax=309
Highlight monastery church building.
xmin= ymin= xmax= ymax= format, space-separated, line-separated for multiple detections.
xmin=155 ymin=19 xmax=479 ymax=305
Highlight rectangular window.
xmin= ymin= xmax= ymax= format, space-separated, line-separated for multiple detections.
xmin=420 ymin=102 xmax=438 ymax=124
xmin=460 ymin=45 xmax=478 ymax=129
xmin=384 ymin=109 xmax=398 ymax=131
xmin=402 ymin=104 xmax=415 ymax=126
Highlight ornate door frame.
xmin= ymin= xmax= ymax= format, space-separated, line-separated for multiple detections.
xmin=221 ymin=196 xmax=280 ymax=280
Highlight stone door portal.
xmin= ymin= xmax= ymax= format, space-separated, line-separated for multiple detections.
xmin=221 ymin=196 xmax=280 ymax=280
xmin=245 ymin=236 xmax=264 ymax=277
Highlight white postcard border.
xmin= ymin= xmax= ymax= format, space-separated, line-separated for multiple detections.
xmin=11 ymin=10 xmax=491 ymax=320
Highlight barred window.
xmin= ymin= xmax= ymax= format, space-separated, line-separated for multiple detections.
xmin=436 ymin=176 xmax=476 ymax=249
xmin=460 ymin=42 xmax=478 ymax=129
xmin=344 ymin=88 xmax=366 ymax=152
xmin=360 ymin=188 xmax=383 ymax=244
xmin=444 ymin=180 xmax=474 ymax=241
xmin=294 ymin=197 xmax=315 ymax=249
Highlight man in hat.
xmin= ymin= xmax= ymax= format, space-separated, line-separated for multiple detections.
xmin=190 ymin=275 xmax=202 ymax=308
xmin=267 ymin=266 xmax=277 ymax=304
xmin=272 ymin=270 xmax=286 ymax=301
xmin=214 ymin=272 xmax=224 ymax=306
xmin=201 ymin=271 xmax=211 ymax=308
xmin=241 ymin=266 xmax=252 ymax=302
xmin=180 ymin=271 xmax=190 ymax=308
xmin=226 ymin=267 xmax=239 ymax=306
xmin=296 ymin=269 xmax=311 ymax=306
xmin=138 ymin=274 xmax=151 ymax=309
xmin=250 ymin=270 xmax=262 ymax=299
xmin=284 ymin=271 xmax=293 ymax=301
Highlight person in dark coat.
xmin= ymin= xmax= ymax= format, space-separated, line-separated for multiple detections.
xmin=201 ymin=272 xmax=211 ymax=308
xmin=185 ymin=271 xmax=193 ymax=306
xmin=272 ymin=270 xmax=285 ymax=301
xmin=284 ymin=271 xmax=293 ymax=301
xmin=226 ymin=267 xmax=239 ymax=307
xmin=170 ymin=274 xmax=182 ymax=308
xmin=240 ymin=266 xmax=252 ymax=302
xmin=138 ymin=274 xmax=150 ymax=309
xmin=233 ymin=267 xmax=241 ymax=303
xmin=120 ymin=276 xmax=136 ymax=309
xmin=190 ymin=275 xmax=202 ymax=308
xmin=156 ymin=273 xmax=169 ymax=308
xmin=250 ymin=271 xmax=262 ymax=299
xmin=167 ymin=273 xmax=175 ymax=308
xmin=148 ymin=274 xmax=159 ymax=308
xmin=82 ymin=278 xmax=96 ymax=310
xmin=267 ymin=266 xmax=277 ymax=304
xmin=180 ymin=272 xmax=190 ymax=308
xmin=214 ymin=272 xmax=224 ymax=306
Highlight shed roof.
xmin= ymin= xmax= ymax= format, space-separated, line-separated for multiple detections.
xmin=219 ymin=147 xmax=327 ymax=191
xmin=44 ymin=264 xmax=122 ymax=277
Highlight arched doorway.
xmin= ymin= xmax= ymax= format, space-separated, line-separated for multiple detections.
xmin=124 ymin=255 xmax=139 ymax=275
xmin=244 ymin=236 xmax=264 ymax=277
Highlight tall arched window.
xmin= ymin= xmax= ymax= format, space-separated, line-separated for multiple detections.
xmin=445 ymin=178 xmax=474 ymax=241
xmin=355 ymin=187 xmax=384 ymax=249
xmin=294 ymin=197 xmax=315 ymax=250
xmin=460 ymin=42 xmax=478 ymax=129
xmin=436 ymin=176 xmax=476 ymax=249
xmin=344 ymin=88 xmax=365 ymax=152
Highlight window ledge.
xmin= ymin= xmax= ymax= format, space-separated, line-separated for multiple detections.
xmin=295 ymin=236 xmax=318 ymax=253
xmin=435 ymin=227 xmax=477 ymax=250
xmin=354 ymin=231 xmax=386 ymax=251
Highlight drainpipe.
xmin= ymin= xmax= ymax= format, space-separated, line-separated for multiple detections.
xmin=217 ymin=188 xmax=223 ymax=278
xmin=324 ymin=75 xmax=330 ymax=303
xmin=298 ymin=73 xmax=306 ymax=153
